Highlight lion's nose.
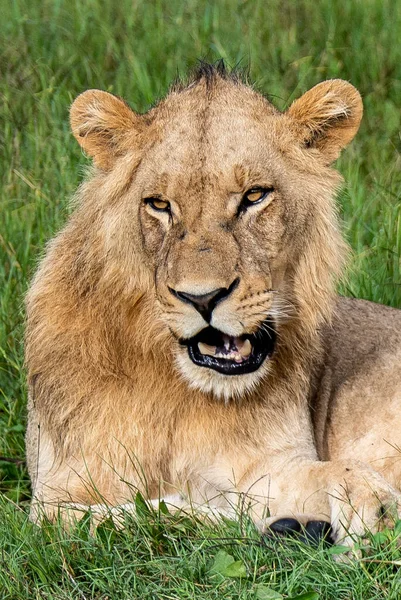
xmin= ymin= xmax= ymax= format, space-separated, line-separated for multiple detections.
xmin=169 ymin=278 xmax=239 ymax=323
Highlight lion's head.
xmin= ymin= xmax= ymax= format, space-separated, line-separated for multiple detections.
xmin=69 ymin=64 xmax=362 ymax=399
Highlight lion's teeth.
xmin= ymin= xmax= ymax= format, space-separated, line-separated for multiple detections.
xmin=198 ymin=342 xmax=216 ymax=356
xmin=238 ymin=339 xmax=252 ymax=358
xmin=222 ymin=334 xmax=231 ymax=350
xmin=198 ymin=338 xmax=252 ymax=361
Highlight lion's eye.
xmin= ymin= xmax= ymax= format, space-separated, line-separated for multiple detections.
xmin=241 ymin=187 xmax=274 ymax=209
xmin=145 ymin=197 xmax=171 ymax=212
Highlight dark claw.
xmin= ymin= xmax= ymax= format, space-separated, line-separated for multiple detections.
xmin=300 ymin=520 xmax=334 ymax=546
xmin=269 ymin=518 xmax=303 ymax=536
xmin=305 ymin=520 xmax=333 ymax=541
xmin=265 ymin=518 xmax=334 ymax=546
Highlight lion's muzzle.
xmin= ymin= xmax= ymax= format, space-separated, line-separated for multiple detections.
xmin=169 ymin=278 xmax=239 ymax=323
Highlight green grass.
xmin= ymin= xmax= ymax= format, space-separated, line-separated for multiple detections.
xmin=1 ymin=0 xmax=401 ymax=597
xmin=2 ymin=501 xmax=401 ymax=600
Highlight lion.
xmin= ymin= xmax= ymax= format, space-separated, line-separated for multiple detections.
xmin=25 ymin=63 xmax=401 ymax=546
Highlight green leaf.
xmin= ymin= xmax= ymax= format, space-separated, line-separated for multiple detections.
xmin=254 ymin=584 xmax=283 ymax=599
xmin=135 ymin=491 xmax=151 ymax=516
xmin=209 ymin=549 xmax=235 ymax=573
xmin=372 ymin=531 xmax=388 ymax=545
xmin=209 ymin=549 xmax=246 ymax=578
xmin=394 ymin=520 xmax=401 ymax=537
xmin=287 ymin=592 xmax=319 ymax=600
xmin=7 ymin=423 xmax=25 ymax=433
xmin=222 ymin=560 xmax=247 ymax=578
xmin=96 ymin=517 xmax=117 ymax=543
xmin=158 ymin=500 xmax=170 ymax=515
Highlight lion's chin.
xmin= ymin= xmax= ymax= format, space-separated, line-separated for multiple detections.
xmin=175 ymin=349 xmax=272 ymax=400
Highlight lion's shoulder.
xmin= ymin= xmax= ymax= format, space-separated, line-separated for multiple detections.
xmin=315 ymin=295 xmax=401 ymax=397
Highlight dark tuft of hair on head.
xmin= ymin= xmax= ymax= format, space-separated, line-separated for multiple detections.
xmin=172 ymin=59 xmax=246 ymax=93
xmin=195 ymin=59 xmax=228 ymax=83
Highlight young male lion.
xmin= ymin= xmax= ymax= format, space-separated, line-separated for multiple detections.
xmin=26 ymin=63 xmax=401 ymax=545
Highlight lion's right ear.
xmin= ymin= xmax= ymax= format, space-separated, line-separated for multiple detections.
xmin=70 ymin=90 xmax=140 ymax=169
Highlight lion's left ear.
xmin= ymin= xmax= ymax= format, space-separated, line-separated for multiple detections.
xmin=287 ymin=80 xmax=363 ymax=163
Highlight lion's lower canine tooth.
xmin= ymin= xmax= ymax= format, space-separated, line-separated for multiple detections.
xmin=239 ymin=339 xmax=252 ymax=357
xmin=198 ymin=342 xmax=216 ymax=356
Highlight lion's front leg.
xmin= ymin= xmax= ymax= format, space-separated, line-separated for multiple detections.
xmin=240 ymin=457 xmax=401 ymax=545
xmin=32 ymin=493 xmax=238 ymax=531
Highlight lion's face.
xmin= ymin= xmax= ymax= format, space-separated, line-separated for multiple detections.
xmin=70 ymin=70 xmax=362 ymax=398
xmin=136 ymin=93 xmax=294 ymax=397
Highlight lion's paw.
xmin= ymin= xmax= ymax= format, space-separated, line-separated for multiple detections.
xmin=326 ymin=463 xmax=401 ymax=546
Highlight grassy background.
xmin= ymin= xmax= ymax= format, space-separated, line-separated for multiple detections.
xmin=1 ymin=0 xmax=401 ymax=597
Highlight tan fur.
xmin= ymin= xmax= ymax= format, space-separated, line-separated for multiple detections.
xmin=26 ymin=67 xmax=401 ymax=544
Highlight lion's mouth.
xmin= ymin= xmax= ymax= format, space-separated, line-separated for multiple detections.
xmin=181 ymin=319 xmax=276 ymax=375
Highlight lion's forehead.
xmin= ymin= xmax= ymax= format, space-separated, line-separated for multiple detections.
xmin=139 ymin=115 xmax=285 ymax=199
xmin=142 ymin=83 xmax=281 ymax=168
xmin=156 ymin=112 xmax=279 ymax=159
